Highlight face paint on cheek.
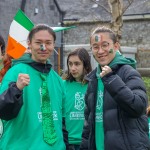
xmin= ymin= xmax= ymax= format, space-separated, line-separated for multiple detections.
xmin=109 ymin=49 xmax=113 ymax=53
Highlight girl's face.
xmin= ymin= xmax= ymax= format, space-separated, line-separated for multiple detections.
xmin=68 ymin=55 xmax=84 ymax=82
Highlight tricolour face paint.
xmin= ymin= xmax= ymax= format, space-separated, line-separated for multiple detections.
xmin=40 ymin=44 xmax=46 ymax=51
xmin=94 ymin=34 xmax=101 ymax=43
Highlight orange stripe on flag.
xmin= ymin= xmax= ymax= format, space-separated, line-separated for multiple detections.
xmin=6 ymin=36 xmax=26 ymax=59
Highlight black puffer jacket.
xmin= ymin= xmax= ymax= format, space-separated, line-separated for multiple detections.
xmin=80 ymin=64 xmax=150 ymax=150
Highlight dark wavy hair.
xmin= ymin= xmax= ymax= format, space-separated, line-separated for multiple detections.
xmin=0 ymin=34 xmax=5 ymax=55
xmin=0 ymin=54 xmax=12 ymax=82
xmin=64 ymin=47 xmax=92 ymax=83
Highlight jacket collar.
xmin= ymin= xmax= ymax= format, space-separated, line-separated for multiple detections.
xmin=85 ymin=68 xmax=97 ymax=81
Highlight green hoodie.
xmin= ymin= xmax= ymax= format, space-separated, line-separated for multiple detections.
xmin=95 ymin=51 xmax=136 ymax=150
xmin=109 ymin=51 xmax=136 ymax=69
xmin=11 ymin=53 xmax=51 ymax=66
xmin=0 ymin=54 xmax=66 ymax=150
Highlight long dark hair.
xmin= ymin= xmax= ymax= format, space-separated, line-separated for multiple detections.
xmin=0 ymin=34 xmax=5 ymax=55
xmin=64 ymin=47 xmax=92 ymax=83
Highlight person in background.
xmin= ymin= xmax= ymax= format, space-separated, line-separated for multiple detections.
xmin=0 ymin=24 xmax=68 ymax=150
xmin=63 ymin=48 xmax=92 ymax=150
xmin=0 ymin=34 xmax=12 ymax=83
xmin=80 ymin=26 xmax=150 ymax=150
xmin=0 ymin=36 xmax=31 ymax=83
xmin=0 ymin=34 xmax=5 ymax=68
xmin=0 ymin=34 xmax=8 ymax=138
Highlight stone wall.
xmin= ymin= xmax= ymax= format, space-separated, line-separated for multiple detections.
xmin=0 ymin=0 xmax=20 ymax=42
xmin=122 ymin=19 xmax=150 ymax=68
xmin=63 ymin=19 xmax=150 ymax=68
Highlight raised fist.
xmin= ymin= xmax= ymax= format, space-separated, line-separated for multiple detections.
xmin=16 ymin=73 xmax=30 ymax=90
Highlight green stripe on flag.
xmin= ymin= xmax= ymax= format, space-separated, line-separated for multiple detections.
xmin=52 ymin=26 xmax=76 ymax=32
xmin=14 ymin=9 xmax=34 ymax=31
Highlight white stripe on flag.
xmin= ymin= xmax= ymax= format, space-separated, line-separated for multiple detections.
xmin=9 ymin=20 xmax=29 ymax=48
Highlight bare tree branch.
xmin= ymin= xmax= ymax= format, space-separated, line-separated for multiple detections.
xmin=91 ymin=0 xmax=111 ymax=14
xmin=127 ymin=0 xmax=133 ymax=4
xmin=122 ymin=0 xmax=134 ymax=15
xmin=91 ymin=0 xmax=134 ymax=40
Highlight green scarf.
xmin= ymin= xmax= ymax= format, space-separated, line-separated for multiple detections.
xmin=96 ymin=51 xmax=136 ymax=76
xmin=109 ymin=51 xmax=136 ymax=69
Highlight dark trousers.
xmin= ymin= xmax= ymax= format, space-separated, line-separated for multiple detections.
xmin=69 ymin=144 xmax=80 ymax=150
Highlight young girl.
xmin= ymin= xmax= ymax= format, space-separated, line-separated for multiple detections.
xmin=63 ymin=47 xmax=92 ymax=150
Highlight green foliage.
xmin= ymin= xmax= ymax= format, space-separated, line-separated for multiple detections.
xmin=142 ymin=77 xmax=150 ymax=103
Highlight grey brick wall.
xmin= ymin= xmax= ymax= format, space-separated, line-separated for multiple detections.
xmin=0 ymin=0 xmax=21 ymax=42
xmin=122 ymin=20 xmax=150 ymax=68
xmin=63 ymin=19 xmax=150 ymax=68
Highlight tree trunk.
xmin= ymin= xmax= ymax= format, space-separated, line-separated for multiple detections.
xmin=108 ymin=0 xmax=123 ymax=41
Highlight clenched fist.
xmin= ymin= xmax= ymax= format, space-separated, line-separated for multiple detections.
xmin=16 ymin=73 xmax=30 ymax=90
xmin=100 ymin=65 xmax=112 ymax=78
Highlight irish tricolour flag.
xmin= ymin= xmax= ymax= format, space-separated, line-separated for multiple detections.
xmin=6 ymin=9 xmax=76 ymax=59
xmin=6 ymin=10 xmax=34 ymax=59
